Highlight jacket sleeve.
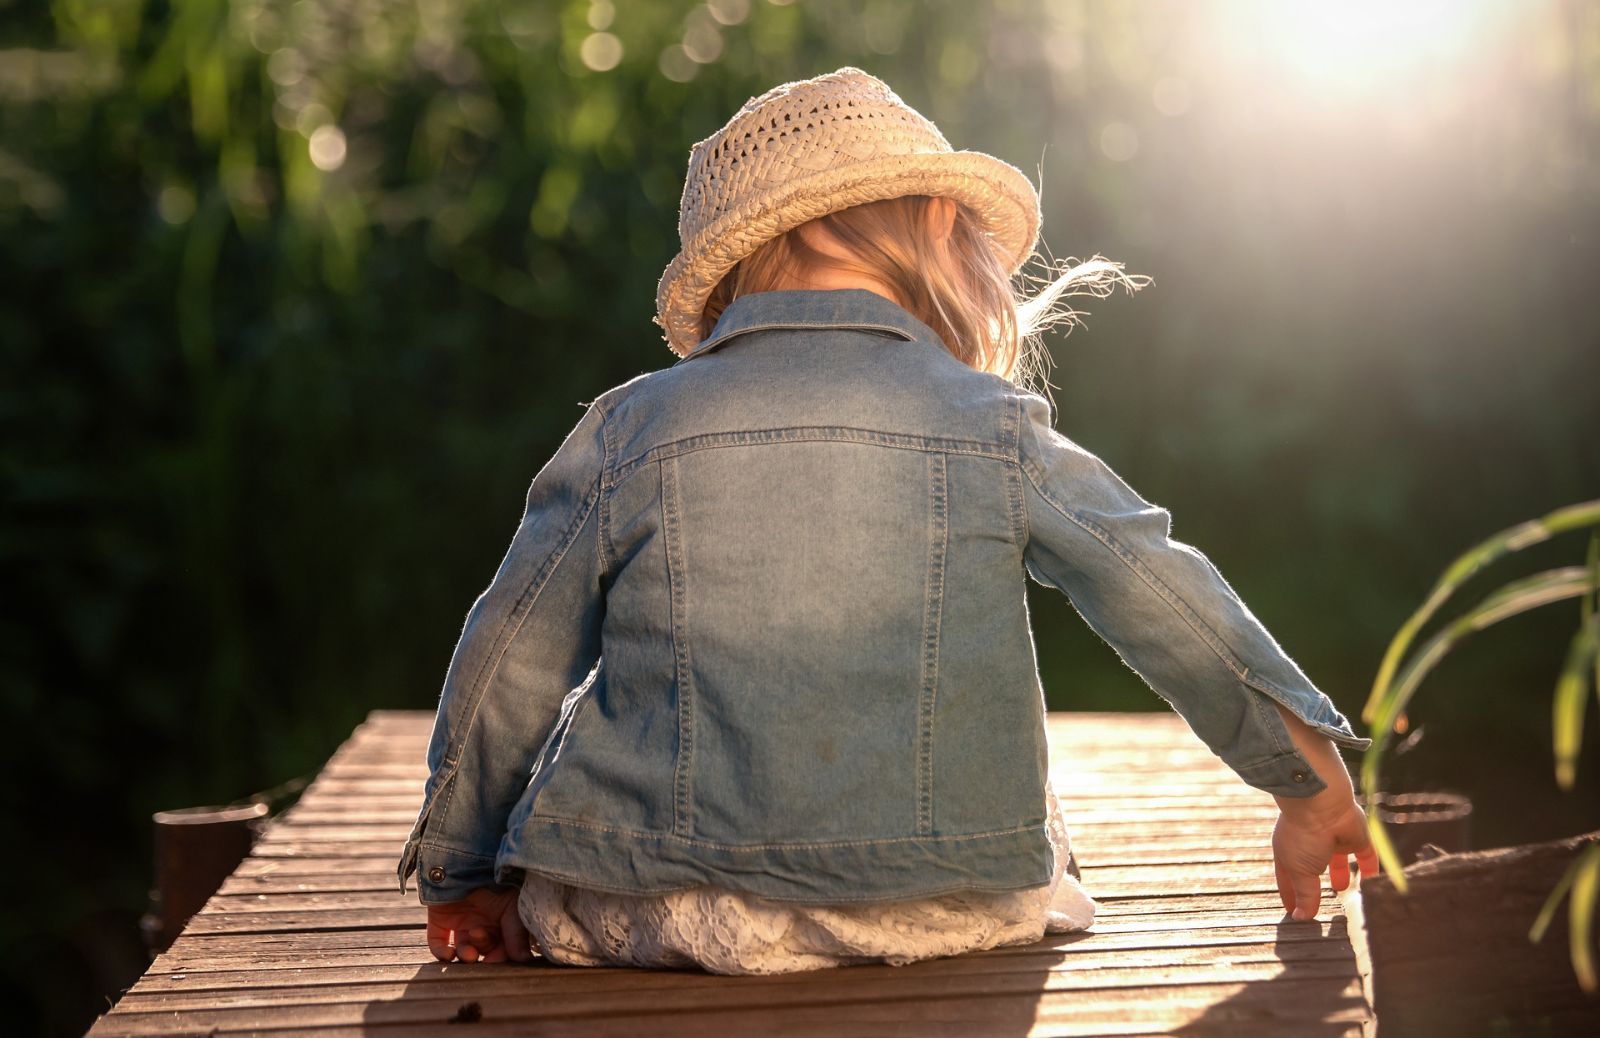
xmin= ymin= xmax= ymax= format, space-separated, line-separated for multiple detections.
xmin=398 ymin=401 xmax=608 ymax=903
xmin=1014 ymin=392 xmax=1370 ymax=797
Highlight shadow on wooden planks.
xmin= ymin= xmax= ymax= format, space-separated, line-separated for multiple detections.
xmin=352 ymin=917 xmax=1366 ymax=1036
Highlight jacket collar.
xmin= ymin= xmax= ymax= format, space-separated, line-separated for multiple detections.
xmin=678 ymin=288 xmax=942 ymax=363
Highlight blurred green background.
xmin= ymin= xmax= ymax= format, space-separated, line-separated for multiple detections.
xmin=3 ymin=0 xmax=1597 ymax=1031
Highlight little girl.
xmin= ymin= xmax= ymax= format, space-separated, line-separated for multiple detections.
xmin=399 ymin=67 xmax=1378 ymax=973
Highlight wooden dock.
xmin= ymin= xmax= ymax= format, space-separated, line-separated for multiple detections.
xmin=90 ymin=711 xmax=1373 ymax=1036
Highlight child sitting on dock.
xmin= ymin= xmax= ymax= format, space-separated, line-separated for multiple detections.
xmin=399 ymin=66 xmax=1379 ymax=974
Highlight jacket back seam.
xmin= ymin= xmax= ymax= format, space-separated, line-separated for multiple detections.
xmin=916 ymin=451 xmax=948 ymax=836
xmin=660 ymin=456 xmax=696 ymax=837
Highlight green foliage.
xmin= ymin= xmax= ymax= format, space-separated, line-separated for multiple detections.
xmin=1363 ymin=512 xmax=1600 ymax=990
xmin=1362 ymin=504 xmax=1600 ymax=737
xmin=1531 ymin=842 xmax=1600 ymax=993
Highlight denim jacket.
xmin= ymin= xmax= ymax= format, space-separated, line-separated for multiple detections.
xmin=398 ymin=287 xmax=1370 ymax=906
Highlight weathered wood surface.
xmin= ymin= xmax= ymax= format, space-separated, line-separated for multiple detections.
xmin=90 ymin=711 xmax=1373 ymax=1036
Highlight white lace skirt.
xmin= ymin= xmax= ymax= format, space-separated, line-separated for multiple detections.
xmin=515 ymin=785 xmax=1096 ymax=975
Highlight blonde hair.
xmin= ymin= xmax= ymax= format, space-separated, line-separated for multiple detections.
xmin=699 ymin=195 xmax=1149 ymax=394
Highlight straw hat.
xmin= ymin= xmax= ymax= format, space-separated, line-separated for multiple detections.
xmin=654 ymin=66 xmax=1042 ymax=357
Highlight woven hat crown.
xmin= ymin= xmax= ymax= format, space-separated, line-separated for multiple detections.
xmin=654 ymin=66 xmax=1042 ymax=357
xmin=676 ymin=69 xmax=952 ymax=244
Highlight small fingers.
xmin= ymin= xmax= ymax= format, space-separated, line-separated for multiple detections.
xmin=1329 ymin=854 xmax=1351 ymax=893
xmin=1273 ymin=858 xmax=1296 ymax=915
xmin=502 ymin=900 xmax=534 ymax=964
xmin=427 ymin=924 xmax=459 ymax=962
xmin=1356 ymin=844 xmax=1382 ymax=879
xmin=1289 ymin=870 xmax=1322 ymax=921
xmin=460 ymin=925 xmax=503 ymax=965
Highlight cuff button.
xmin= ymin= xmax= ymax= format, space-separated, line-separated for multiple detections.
xmin=427 ymin=866 xmax=446 ymax=883
xmin=1291 ymin=770 xmax=1308 ymax=783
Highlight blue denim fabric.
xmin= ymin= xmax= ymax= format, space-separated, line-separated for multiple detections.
xmin=398 ymin=287 xmax=1371 ymax=905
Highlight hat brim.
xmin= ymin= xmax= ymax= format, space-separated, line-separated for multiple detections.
xmin=655 ymin=150 xmax=1042 ymax=357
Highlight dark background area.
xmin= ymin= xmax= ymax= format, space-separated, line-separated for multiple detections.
xmin=2 ymin=1 xmax=1596 ymax=1033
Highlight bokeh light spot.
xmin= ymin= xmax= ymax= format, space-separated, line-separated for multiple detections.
xmin=157 ymin=184 xmax=195 ymax=224
xmin=707 ymin=0 xmax=751 ymax=26
xmin=580 ymin=32 xmax=624 ymax=72
xmin=294 ymin=101 xmax=332 ymax=138
xmin=246 ymin=11 xmax=281 ymax=53
xmin=658 ymin=44 xmax=698 ymax=82
xmin=938 ymin=39 xmax=979 ymax=87
xmin=1099 ymin=121 xmax=1139 ymax=162
xmin=266 ymin=48 xmax=304 ymax=86
xmin=587 ymin=0 xmax=615 ymax=32
xmin=308 ymin=124 xmax=347 ymax=171
xmin=683 ymin=11 xmax=724 ymax=64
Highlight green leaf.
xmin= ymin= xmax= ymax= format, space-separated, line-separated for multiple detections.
xmin=1530 ymin=845 xmax=1585 ymax=944
xmin=1572 ymin=845 xmax=1600 ymax=993
xmin=1553 ymin=616 xmax=1600 ymax=790
xmin=1586 ymin=532 xmax=1599 ymax=693
xmin=1362 ymin=500 xmax=1600 ymax=726
xmin=1361 ymin=566 xmax=1596 ymax=867
xmin=1528 ymin=843 xmax=1600 ymax=993
xmin=1366 ymin=566 xmax=1594 ymax=762
xmin=1366 ymin=807 xmax=1409 ymax=894
xmin=1585 ymin=533 xmax=1599 ymax=626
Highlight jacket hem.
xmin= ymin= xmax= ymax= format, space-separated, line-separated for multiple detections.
xmin=496 ymin=816 xmax=1056 ymax=904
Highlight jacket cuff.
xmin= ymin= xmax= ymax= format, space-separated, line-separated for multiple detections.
xmin=1247 ymin=677 xmax=1374 ymax=754
xmin=1229 ymin=747 xmax=1330 ymax=797
xmin=404 ymin=842 xmax=500 ymax=904
xmin=1308 ymin=719 xmax=1372 ymax=752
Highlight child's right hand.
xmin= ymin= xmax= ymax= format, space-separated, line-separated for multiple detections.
xmin=1271 ymin=789 xmax=1381 ymax=921
xmin=1263 ymin=700 xmax=1381 ymax=921
xmin=426 ymin=885 xmax=536 ymax=963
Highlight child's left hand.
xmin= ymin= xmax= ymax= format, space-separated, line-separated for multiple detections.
xmin=426 ymin=885 xmax=535 ymax=963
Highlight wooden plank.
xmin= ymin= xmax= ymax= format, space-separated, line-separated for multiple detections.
xmin=202 ymin=1023 xmax=1366 ymax=1038
xmin=116 ymin=958 xmax=1362 ymax=1016
xmin=89 ymin=978 xmax=1369 ymax=1036
xmin=175 ymin=904 xmax=1334 ymax=938
xmin=146 ymin=924 xmax=1352 ymax=978
xmin=90 ymin=711 xmax=1372 ymax=1036
xmin=140 ymin=938 xmax=1355 ymax=984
